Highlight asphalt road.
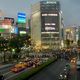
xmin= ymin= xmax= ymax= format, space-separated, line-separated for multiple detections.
xmin=28 ymin=59 xmax=68 ymax=80
xmin=28 ymin=58 xmax=80 ymax=80
xmin=2 ymin=58 xmax=80 ymax=80
xmin=77 ymin=70 xmax=80 ymax=80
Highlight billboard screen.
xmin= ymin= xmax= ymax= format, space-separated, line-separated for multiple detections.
xmin=0 ymin=28 xmax=5 ymax=33
xmin=0 ymin=28 xmax=9 ymax=33
xmin=2 ymin=19 xmax=12 ymax=25
xmin=41 ymin=12 xmax=59 ymax=32
xmin=4 ymin=17 xmax=14 ymax=24
xmin=17 ymin=12 xmax=26 ymax=23
xmin=15 ymin=27 xmax=18 ymax=34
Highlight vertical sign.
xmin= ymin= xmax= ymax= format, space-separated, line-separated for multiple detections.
xmin=18 ymin=12 xmax=26 ymax=23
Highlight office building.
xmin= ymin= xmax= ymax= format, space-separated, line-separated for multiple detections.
xmin=31 ymin=1 xmax=62 ymax=50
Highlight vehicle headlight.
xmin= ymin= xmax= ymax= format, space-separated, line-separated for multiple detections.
xmin=64 ymin=75 xmax=67 ymax=78
xmin=60 ymin=74 xmax=62 ymax=77
xmin=71 ymin=60 xmax=73 ymax=62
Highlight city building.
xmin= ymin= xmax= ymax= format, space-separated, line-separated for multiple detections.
xmin=26 ymin=18 xmax=31 ymax=35
xmin=0 ymin=19 xmax=12 ymax=38
xmin=78 ymin=26 xmax=80 ymax=40
xmin=17 ymin=12 xmax=27 ymax=36
xmin=64 ymin=26 xmax=78 ymax=47
xmin=31 ymin=0 xmax=63 ymax=50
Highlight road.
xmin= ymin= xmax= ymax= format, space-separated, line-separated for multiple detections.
xmin=28 ymin=59 xmax=68 ymax=80
xmin=1 ymin=58 xmax=80 ymax=80
xmin=71 ymin=63 xmax=80 ymax=80
xmin=28 ymin=58 xmax=80 ymax=80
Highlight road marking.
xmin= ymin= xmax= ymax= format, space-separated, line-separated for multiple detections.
xmin=5 ymin=67 xmax=31 ymax=80
xmin=3 ymin=71 xmax=12 ymax=76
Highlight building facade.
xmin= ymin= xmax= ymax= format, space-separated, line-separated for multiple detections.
xmin=64 ymin=26 xmax=78 ymax=47
xmin=31 ymin=1 xmax=62 ymax=50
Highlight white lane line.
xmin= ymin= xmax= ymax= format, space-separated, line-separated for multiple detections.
xmin=3 ymin=71 xmax=12 ymax=76
xmin=5 ymin=67 xmax=32 ymax=80
xmin=5 ymin=73 xmax=17 ymax=80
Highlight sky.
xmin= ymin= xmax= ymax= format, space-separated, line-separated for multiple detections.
xmin=0 ymin=0 xmax=80 ymax=26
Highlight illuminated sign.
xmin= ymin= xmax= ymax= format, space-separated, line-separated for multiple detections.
xmin=4 ymin=17 xmax=14 ymax=24
xmin=2 ymin=25 xmax=11 ymax=29
xmin=41 ymin=12 xmax=59 ymax=32
xmin=14 ymin=27 xmax=18 ymax=34
xmin=46 ymin=1 xmax=56 ymax=4
xmin=20 ymin=31 xmax=26 ymax=34
xmin=18 ymin=12 xmax=26 ymax=23
xmin=0 ymin=28 xmax=9 ymax=33
xmin=0 ymin=28 xmax=5 ymax=33
xmin=2 ymin=19 xmax=12 ymax=25
xmin=45 ymin=27 xmax=55 ymax=30
xmin=42 ymin=13 xmax=58 ymax=16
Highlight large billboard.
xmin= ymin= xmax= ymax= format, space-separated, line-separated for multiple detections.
xmin=0 ymin=28 xmax=10 ymax=33
xmin=1 ymin=19 xmax=12 ymax=26
xmin=17 ymin=12 xmax=26 ymax=23
xmin=41 ymin=12 xmax=59 ymax=32
xmin=4 ymin=17 xmax=14 ymax=24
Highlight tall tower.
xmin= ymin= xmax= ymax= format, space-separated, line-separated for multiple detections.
xmin=31 ymin=0 xmax=62 ymax=50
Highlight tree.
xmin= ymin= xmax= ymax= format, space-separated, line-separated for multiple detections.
xmin=0 ymin=37 xmax=9 ymax=63
xmin=9 ymin=36 xmax=24 ymax=50
xmin=20 ymin=34 xmax=31 ymax=47
xmin=8 ymin=36 xmax=24 ymax=61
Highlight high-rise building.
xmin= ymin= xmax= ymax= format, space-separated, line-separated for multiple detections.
xmin=78 ymin=26 xmax=80 ymax=40
xmin=64 ymin=26 xmax=78 ymax=47
xmin=17 ymin=12 xmax=27 ymax=36
xmin=31 ymin=1 xmax=62 ymax=50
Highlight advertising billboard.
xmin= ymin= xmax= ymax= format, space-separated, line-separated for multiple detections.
xmin=0 ymin=28 xmax=5 ymax=33
xmin=17 ymin=12 xmax=26 ymax=23
xmin=4 ymin=17 xmax=14 ymax=24
xmin=0 ymin=28 xmax=9 ymax=33
xmin=14 ymin=27 xmax=18 ymax=34
xmin=41 ymin=12 xmax=59 ymax=32
xmin=2 ymin=19 xmax=12 ymax=26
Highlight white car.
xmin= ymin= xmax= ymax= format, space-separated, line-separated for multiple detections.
xmin=58 ymin=73 xmax=67 ymax=80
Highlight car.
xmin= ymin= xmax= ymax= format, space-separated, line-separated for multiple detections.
xmin=26 ymin=60 xmax=33 ymax=67
xmin=15 ymin=62 xmax=27 ymax=68
xmin=58 ymin=73 xmax=68 ymax=80
xmin=11 ymin=62 xmax=27 ymax=73
xmin=58 ymin=67 xmax=71 ymax=80
xmin=11 ymin=66 xmax=25 ymax=73
xmin=70 ymin=58 xmax=76 ymax=63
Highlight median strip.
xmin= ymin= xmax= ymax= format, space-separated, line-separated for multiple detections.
xmin=14 ymin=57 xmax=57 ymax=80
